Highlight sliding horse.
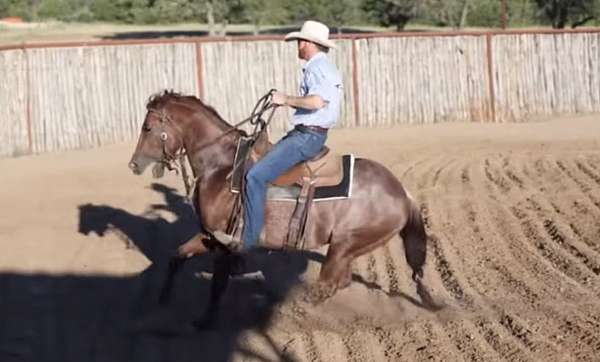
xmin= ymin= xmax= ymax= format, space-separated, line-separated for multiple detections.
xmin=128 ymin=91 xmax=431 ymax=304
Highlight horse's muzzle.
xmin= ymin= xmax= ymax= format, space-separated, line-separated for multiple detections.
xmin=128 ymin=155 xmax=154 ymax=175
xmin=128 ymin=161 xmax=141 ymax=175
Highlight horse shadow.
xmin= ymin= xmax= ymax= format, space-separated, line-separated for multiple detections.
xmin=0 ymin=183 xmax=310 ymax=362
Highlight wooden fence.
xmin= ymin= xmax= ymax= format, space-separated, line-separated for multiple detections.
xmin=0 ymin=29 xmax=599 ymax=157
xmin=492 ymin=32 xmax=600 ymax=121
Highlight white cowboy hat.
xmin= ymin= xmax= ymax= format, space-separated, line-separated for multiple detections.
xmin=284 ymin=20 xmax=336 ymax=49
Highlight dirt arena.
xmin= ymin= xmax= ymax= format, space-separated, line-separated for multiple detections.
xmin=1 ymin=114 xmax=599 ymax=362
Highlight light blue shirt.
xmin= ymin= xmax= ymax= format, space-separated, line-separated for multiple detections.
xmin=291 ymin=52 xmax=343 ymax=129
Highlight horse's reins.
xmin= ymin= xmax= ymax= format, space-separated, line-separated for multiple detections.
xmin=225 ymin=93 xmax=279 ymax=180
xmin=150 ymin=90 xmax=279 ymax=202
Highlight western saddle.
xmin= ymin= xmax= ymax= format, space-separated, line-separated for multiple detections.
xmin=271 ymin=146 xmax=343 ymax=187
xmin=228 ymin=133 xmax=345 ymax=249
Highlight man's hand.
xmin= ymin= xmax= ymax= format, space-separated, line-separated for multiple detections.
xmin=271 ymin=91 xmax=288 ymax=106
xmin=271 ymin=91 xmax=326 ymax=110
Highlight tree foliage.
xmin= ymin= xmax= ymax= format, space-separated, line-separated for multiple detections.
xmin=362 ymin=0 xmax=421 ymax=30
xmin=534 ymin=0 xmax=599 ymax=28
xmin=0 ymin=0 xmax=598 ymax=30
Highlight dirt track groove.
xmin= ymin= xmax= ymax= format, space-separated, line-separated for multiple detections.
xmin=1 ymin=115 xmax=599 ymax=361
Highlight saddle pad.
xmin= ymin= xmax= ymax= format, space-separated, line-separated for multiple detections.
xmin=267 ymin=154 xmax=355 ymax=202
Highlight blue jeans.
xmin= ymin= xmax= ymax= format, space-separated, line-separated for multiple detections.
xmin=242 ymin=128 xmax=327 ymax=248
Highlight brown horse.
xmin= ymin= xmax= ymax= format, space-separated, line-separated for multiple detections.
xmin=128 ymin=91 xmax=432 ymax=305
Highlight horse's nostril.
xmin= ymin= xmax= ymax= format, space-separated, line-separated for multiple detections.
xmin=128 ymin=161 xmax=138 ymax=171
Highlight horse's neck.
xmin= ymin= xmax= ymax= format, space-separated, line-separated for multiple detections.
xmin=181 ymin=118 xmax=237 ymax=183
xmin=184 ymin=127 xmax=239 ymax=231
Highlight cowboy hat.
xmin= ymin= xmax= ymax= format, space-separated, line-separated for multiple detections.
xmin=284 ymin=20 xmax=336 ymax=49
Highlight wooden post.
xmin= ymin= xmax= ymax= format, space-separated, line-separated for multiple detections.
xmin=486 ymin=34 xmax=497 ymax=122
xmin=195 ymin=41 xmax=205 ymax=100
xmin=23 ymin=45 xmax=33 ymax=154
xmin=351 ymin=38 xmax=361 ymax=126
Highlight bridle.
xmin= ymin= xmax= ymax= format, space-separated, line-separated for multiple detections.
xmin=146 ymin=107 xmax=186 ymax=170
xmin=144 ymin=107 xmax=198 ymax=199
xmin=144 ymin=90 xmax=279 ymax=202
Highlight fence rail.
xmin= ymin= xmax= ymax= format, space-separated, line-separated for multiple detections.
xmin=1 ymin=29 xmax=599 ymax=157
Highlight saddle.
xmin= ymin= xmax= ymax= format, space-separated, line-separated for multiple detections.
xmin=248 ymin=128 xmax=344 ymax=188
xmin=229 ymin=132 xmax=345 ymax=250
xmin=271 ymin=146 xmax=344 ymax=187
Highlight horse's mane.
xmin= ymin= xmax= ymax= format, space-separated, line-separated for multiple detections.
xmin=146 ymin=90 xmax=231 ymax=130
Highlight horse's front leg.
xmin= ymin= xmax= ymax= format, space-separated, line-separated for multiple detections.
xmin=177 ymin=232 xmax=210 ymax=258
xmin=192 ymin=251 xmax=237 ymax=329
xmin=159 ymin=232 xmax=209 ymax=305
xmin=158 ymin=256 xmax=186 ymax=306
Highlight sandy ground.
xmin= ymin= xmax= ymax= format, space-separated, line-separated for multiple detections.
xmin=1 ymin=114 xmax=599 ymax=362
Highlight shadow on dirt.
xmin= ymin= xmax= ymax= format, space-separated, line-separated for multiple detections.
xmin=0 ymin=182 xmax=440 ymax=361
xmin=0 ymin=183 xmax=311 ymax=362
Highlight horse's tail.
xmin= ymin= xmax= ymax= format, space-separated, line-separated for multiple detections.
xmin=400 ymin=196 xmax=427 ymax=282
xmin=400 ymin=194 xmax=442 ymax=310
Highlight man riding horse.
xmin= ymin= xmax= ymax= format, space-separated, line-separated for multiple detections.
xmin=128 ymin=20 xmax=433 ymax=308
xmin=214 ymin=20 xmax=343 ymax=251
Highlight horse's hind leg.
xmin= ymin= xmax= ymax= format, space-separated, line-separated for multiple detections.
xmin=306 ymin=242 xmax=350 ymax=302
xmin=308 ymin=229 xmax=397 ymax=303
xmin=309 ymin=229 xmax=397 ymax=302
xmin=338 ymin=263 xmax=352 ymax=290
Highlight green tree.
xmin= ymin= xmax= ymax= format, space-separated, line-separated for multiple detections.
xmin=284 ymin=0 xmax=328 ymax=22
xmin=66 ymin=0 xmax=95 ymax=22
xmin=91 ymin=0 xmax=157 ymax=23
xmin=152 ymin=0 xmax=202 ymax=23
xmin=90 ymin=0 xmax=146 ymax=23
xmin=423 ymin=0 xmax=471 ymax=28
xmin=467 ymin=0 xmax=502 ymax=27
xmin=507 ymin=0 xmax=538 ymax=27
xmin=199 ymin=0 xmax=237 ymax=34
xmin=90 ymin=0 xmax=120 ymax=21
xmin=323 ymin=0 xmax=364 ymax=32
xmin=241 ymin=0 xmax=288 ymax=34
xmin=121 ymin=0 xmax=157 ymax=23
xmin=1 ymin=0 xmax=36 ymax=20
xmin=534 ymin=0 xmax=599 ymax=28
xmin=363 ymin=0 xmax=421 ymax=31
xmin=37 ymin=0 xmax=74 ymax=19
